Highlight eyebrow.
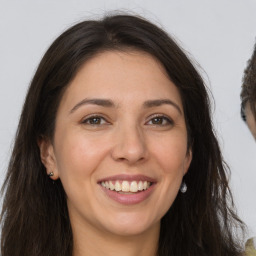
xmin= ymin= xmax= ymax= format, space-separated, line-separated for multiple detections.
xmin=143 ymin=99 xmax=182 ymax=115
xmin=69 ymin=98 xmax=114 ymax=114
xmin=69 ymin=98 xmax=182 ymax=115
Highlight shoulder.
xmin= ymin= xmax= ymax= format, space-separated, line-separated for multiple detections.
xmin=245 ymin=237 xmax=256 ymax=256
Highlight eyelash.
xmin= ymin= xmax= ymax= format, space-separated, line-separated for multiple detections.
xmin=81 ymin=114 xmax=173 ymax=127
xmin=145 ymin=114 xmax=173 ymax=126
xmin=81 ymin=115 xmax=109 ymax=126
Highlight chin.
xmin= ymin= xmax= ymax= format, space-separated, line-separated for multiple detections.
xmin=100 ymin=212 xmax=160 ymax=237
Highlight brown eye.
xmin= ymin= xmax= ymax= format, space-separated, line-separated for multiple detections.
xmin=82 ymin=116 xmax=108 ymax=125
xmin=151 ymin=117 xmax=165 ymax=125
xmin=147 ymin=116 xmax=173 ymax=126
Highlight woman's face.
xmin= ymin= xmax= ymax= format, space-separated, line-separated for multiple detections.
xmin=41 ymin=51 xmax=192 ymax=237
xmin=245 ymin=102 xmax=256 ymax=139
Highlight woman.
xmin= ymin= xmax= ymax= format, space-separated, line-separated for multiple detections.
xmin=241 ymin=42 xmax=256 ymax=140
xmin=1 ymin=14 xmax=244 ymax=256
xmin=241 ymin=42 xmax=256 ymax=256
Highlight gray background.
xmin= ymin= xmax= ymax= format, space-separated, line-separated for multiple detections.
xmin=0 ymin=0 xmax=255 ymax=238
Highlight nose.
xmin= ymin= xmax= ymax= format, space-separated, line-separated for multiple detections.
xmin=111 ymin=124 xmax=148 ymax=165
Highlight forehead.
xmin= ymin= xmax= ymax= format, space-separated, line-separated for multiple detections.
xmin=60 ymin=50 xmax=183 ymax=111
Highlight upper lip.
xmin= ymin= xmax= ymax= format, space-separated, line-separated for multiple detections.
xmin=98 ymin=174 xmax=157 ymax=183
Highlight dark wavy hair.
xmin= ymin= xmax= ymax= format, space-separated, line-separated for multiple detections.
xmin=241 ymin=41 xmax=256 ymax=122
xmin=1 ymin=14 xmax=244 ymax=256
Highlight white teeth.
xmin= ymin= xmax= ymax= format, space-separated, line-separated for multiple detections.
xmin=130 ymin=181 xmax=138 ymax=192
xmin=138 ymin=181 xmax=144 ymax=191
xmin=121 ymin=181 xmax=130 ymax=192
xmin=138 ymin=181 xmax=143 ymax=191
xmin=101 ymin=180 xmax=152 ymax=192
xmin=109 ymin=181 xmax=115 ymax=190
xmin=115 ymin=181 xmax=122 ymax=191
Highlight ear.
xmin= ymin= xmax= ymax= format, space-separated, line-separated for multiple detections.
xmin=38 ymin=136 xmax=59 ymax=180
xmin=183 ymin=148 xmax=192 ymax=175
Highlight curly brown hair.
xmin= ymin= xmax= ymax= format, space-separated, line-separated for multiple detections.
xmin=241 ymin=42 xmax=256 ymax=122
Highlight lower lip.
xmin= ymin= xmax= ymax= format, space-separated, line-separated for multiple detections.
xmin=100 ymin=184 xmax=156 ymax=205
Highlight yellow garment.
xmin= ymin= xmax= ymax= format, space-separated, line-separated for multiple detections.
xmin=245 ymin=238 xmax=256 ymax=256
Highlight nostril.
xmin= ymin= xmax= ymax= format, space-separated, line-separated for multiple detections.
xmin=110 ymin=129 xmax=148 ymax=163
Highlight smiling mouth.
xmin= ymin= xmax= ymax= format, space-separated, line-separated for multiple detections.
xmin=100 ymin=180 xmax=152 ymax=193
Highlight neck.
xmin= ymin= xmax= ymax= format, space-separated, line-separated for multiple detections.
xmin=72 ymin=219 xmax=160 ymax=256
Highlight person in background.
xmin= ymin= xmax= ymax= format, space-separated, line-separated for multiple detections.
xmin=240 ymin=41 xmax=256 ymax=256
xmin=241 ymin=42 xmax=256 ymax=140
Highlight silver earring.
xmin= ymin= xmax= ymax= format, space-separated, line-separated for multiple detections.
xmin=48 ymin=172 xmax=54 ymax=177
xmin=180 ymin=181 xmax=187 ymax=193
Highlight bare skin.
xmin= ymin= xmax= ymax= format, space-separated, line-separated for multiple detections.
xmin=245 ymin=102 xmax=256 ymax=140
xmin=72 ymin=217 xmax=159 ymax=256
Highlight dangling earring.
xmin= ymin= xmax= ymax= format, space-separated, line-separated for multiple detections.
xmin=180 ymin=181 xmax=187 ymax=193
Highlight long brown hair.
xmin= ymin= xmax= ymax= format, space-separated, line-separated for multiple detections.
xmin=1 ymin=14 xmax=244 ymax=256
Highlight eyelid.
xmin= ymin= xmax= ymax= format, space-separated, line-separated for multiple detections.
xmin=81 ymin=114 xmax=110 ymax=125
xmin=145 ymin=113 xmax=174 ymax=125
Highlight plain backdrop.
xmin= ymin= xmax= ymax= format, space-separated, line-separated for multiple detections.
xmin=0 ymin=0 xmax=255 ymax=238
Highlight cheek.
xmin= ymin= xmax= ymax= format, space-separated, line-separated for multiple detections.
xmin=148 ymin=140 xmax=187 ymax=221
xmin=247 ymin=116 xmax=256 ymax=138
xmin=149 ymin=134 xmax=188 ymax=195
xmin=54 ymin=131 xmax=110 ymax=181
xmin=53 ymin=131 xmax=112 ymax=213
xmin=150 ymin=134 xmax=188 ymax=174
